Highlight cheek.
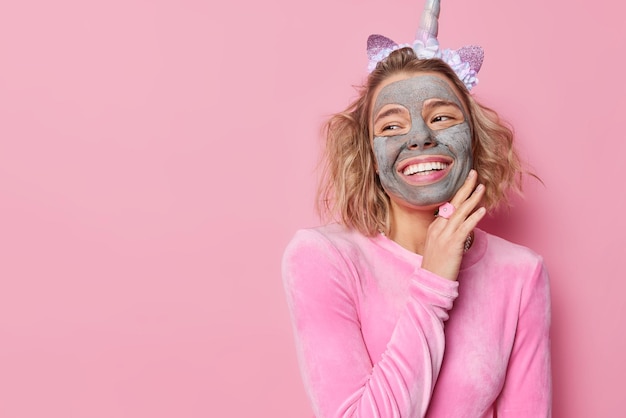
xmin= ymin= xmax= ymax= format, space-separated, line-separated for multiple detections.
xmin=372 ymin=137 xmax=396 ymax=171
xmin=436 ymin=124 xmax=472 ymax=159
xmin=454 ymin=132 xmax=472 ymax=159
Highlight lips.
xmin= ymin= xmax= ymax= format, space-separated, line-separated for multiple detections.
xmin=402 ymin=161 xmax=448 ymax=176
xmin=397 ymin=156 xmax=453 ymax=184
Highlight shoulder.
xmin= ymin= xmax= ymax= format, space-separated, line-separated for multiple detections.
xmin=283 ymin=223 xmax=370 ymax=263
xmin=477 ymin=229 xmax=548 ymax=288
xmin=483 ymin=231 xmax=543 ymax=265
xmin=463 ymin=231 xmax=550 ymax=321
xmin=281 ymin=224 xmax=371 ymax=297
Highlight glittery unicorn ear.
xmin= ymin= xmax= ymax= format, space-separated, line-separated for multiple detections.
xmin=457 ymin=45 xmax=484 ymax=73
xmin=367 ymin=35 xmax=398 ymax=61
xmin=366 ymin=34 xmax=400 ymax=72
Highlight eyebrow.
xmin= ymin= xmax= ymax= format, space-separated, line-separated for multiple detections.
xmin=373 ymin=107 xmax=408 ymax=124
xmin=423 ymin=100 xmax=461 ymax=112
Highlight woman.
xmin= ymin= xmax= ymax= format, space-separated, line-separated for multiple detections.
xmin=282 ymin=1 xmax=551 ymax=416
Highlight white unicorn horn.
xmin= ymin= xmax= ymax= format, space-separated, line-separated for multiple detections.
xmin=416 ymin=0 xmax=441 ymax=45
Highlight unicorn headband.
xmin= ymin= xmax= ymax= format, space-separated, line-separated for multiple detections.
xmin=366 ymin=0 xmax=484 ymax=90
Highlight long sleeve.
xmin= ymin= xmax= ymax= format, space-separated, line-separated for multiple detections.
xmin=496 ymin=259 xmax=552 ymax=416
xmin=282 ymin=229 xmax=459 ymax=418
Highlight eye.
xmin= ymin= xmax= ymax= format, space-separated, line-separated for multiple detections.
xmin=422 ymin=100 xmax=465 ymax=129
xmin=374 ymin=120 xmax=408 ymax=136
xmin=373 ymin=106 xmax=410 ymax=136
xmin=382 ymin=124 xmax=401 ymax=131
xmin=431 ymin=115 xmax=452 ymax=123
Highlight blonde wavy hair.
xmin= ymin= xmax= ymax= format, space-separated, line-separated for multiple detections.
xmin=317 ymin=47 xmax=527 ymax=236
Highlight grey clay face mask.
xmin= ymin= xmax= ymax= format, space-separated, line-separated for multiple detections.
xmin=372 ymin=75 xmax=473 ymax=207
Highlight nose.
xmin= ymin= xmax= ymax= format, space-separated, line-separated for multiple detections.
xmin=407 ymin=135 xmax=436 ymax=149
xmin=406 ymin=119 xmax=436 ymax=150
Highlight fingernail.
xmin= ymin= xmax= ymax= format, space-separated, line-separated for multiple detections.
xmin=476 ymin=184 xmax=484 ymax=191
xmin=468 ymin=169 xmax=476 ymax=178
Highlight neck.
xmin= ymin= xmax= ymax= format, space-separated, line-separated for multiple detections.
xmin=386 ymin=201 xmax=437 ymax=255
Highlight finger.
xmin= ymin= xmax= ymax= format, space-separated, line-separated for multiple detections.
xmin=449 ymin=169 xmax=478 ymax=209
xmin=455 ymin=206 xmax=487 ymax=238
xmin=443 ymin=183 xmax=485 ymax=229
xmin=456 ymin=183 xmax=486 ymax=215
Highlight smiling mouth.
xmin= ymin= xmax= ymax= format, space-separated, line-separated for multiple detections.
xmin=402 ymin=161 xmax=449 ymax=176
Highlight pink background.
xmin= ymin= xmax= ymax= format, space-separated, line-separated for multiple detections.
xmin=0 ymin=0 xmax=624 ymax=416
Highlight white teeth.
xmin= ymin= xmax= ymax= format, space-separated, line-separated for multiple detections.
xmin=402 ymin=161 xmax=448 ymax=176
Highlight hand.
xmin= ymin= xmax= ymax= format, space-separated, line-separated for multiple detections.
xmin=420 ymin=169 xmax=486 ymax=281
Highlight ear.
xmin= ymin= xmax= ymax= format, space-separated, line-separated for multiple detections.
xmin=456 ymin=45 xmax=484 ymax=73
xmin=367 ymin=34 xmax=398 ymax=61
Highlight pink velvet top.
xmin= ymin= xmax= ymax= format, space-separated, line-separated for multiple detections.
xmin=282 ymin=224 xmax=551 ymax=417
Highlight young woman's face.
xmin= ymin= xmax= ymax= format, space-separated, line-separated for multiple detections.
xmin=370 ymin=72 xmax=472 ymax=209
